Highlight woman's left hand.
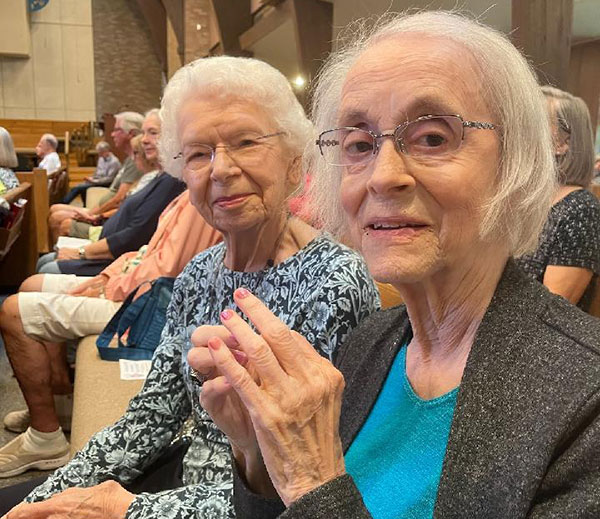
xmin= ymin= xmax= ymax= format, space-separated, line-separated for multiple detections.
xmin=2 ymin=481 xmax=134 ymax=518
xmin=56 ymin=247 xmax=80 ymax=261
xmin=207 ymin=288 xmax=346 ymax=506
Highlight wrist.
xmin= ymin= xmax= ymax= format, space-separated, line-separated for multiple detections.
xmin=233 ymin=444 xmax=277 ymax=498
xmin=78 ymin=246 xmax=87 ymax=259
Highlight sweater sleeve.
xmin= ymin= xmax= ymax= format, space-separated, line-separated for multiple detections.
xmin=105 ymin=177 xmax=184 ymax=258
xmin=104 ymin=198 xmax=221 ymax=302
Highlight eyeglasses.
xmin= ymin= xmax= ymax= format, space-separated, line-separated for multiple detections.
xmin=315 ymin=115 xmax=498 ymax=167
xmin=174 ymin=131 xmax=285 ymax=171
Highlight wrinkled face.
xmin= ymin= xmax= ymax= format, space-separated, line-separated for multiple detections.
xmin=141 ymin=114 xmax=161 ymax=163
xmin=177 ymin=95 xmax=299 ymax=234
xmin=35 ymin=138 xmax=51 ymax=158
xmin=111 ymin=119 xmax=130 ymax=150
xmin=338 ymin=35 xmax=500 ymax=284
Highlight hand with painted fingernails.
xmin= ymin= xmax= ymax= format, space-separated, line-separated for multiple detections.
xmin=199 ymin=287 xmax=347 ymax=507
xmin=189 ymin=323 xmax=275 ymax=497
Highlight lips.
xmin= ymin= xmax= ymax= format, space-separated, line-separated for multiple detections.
xmin=213 ymin=193 xmax=251 ymax=208
xmin=363 ymin=217 xmax=429 ymax=238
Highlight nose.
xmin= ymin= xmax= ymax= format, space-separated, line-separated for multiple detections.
xmin=366 ymin=139 xmax=416 ymax=196
xmin=209 ymin=147 xmax=241 ymax=182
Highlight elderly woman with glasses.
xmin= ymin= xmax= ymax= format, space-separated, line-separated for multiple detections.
xmin=190 ymin=11 xmax=600 ymax=519
xmin=517 ymin=86 xmax=600 ymax=310
xmin=2 ymin=58 xmax=378 ymax=518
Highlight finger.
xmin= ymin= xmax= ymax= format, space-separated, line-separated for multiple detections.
xmin=233 ymin=288 xmax=309 ymax=369
xmin=206 ymin=336 xmax=264 ymax=411
xmin=191 ymin=325 xmax=239 ymax=349
xmin=200 ymin=375 xmax=232 ymax=407
xmin=219 ymin=308 xmax=289 ymax=386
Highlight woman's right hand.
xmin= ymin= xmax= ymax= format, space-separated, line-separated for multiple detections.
xmin=67 ymin=275 xmax=107 ymax=297
xmin=189 ymin=326 xmax=277 ymax=497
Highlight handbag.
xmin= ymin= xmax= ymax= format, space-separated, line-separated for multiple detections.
xmin=96 ymin=277 xmax=175 ymax=361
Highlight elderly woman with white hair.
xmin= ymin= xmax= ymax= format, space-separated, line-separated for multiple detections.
xmin=0 ymin=127 xmax=20 ymax=194
xmin=189 ymin=11 xmax=600 ymax=519
xmin=1 ymin=57 xmax=378 ymax=518
xmin=517 ymin=86 xmax=600 ymax=310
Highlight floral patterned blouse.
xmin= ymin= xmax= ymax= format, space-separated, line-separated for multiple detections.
xmin=25 ymin=233 xmax=380 ymax=518
xmin=0 ymin=167 xmax=19 ymax=194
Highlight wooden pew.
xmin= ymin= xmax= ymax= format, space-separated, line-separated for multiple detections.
xmin=16 ymin=169 xmax=51 ymax=254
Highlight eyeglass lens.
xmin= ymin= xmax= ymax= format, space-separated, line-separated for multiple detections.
xmin=319 ymin=116 xmax=464 ymax=166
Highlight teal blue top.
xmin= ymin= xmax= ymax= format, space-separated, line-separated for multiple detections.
xmin=345 ymin=346 xmax=459 ymax=518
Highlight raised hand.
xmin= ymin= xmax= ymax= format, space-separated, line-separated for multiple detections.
xmin=205 ymin=288 xmax=346 ymax=506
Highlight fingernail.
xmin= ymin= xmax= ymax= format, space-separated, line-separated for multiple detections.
xmin=221 ymin=309 xmax=233 ymax=320
xmin=236 ymin=287 xmax=250 ymax=299
xmin=208 ymin=338 xmax=221 ymax=351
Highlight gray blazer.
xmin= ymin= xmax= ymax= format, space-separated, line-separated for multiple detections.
xmin=234 ymin=261 xmax=600 ymax=518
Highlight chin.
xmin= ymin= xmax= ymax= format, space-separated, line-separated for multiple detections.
xmin=362 ymin=243 xmax=442 ymax=286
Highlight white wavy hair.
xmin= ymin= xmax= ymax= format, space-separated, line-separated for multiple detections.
xmin=307 ymin=11 xmax=557 ymax=257
xmin=159 ymin=56 xmax=313 ymax=179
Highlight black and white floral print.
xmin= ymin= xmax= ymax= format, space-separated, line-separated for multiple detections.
xmin=517 ymin=189 xmax=600 ymax=310
xmin=25 ymin=233 xmax=380 ymax=518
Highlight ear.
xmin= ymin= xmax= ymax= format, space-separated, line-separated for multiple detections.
xmin=556 ymin=133 xmax=570 ymax=157
xmin=286 ymin=156 xmax=303 ymax=193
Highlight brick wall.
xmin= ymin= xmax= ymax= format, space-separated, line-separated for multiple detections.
xmin=92 ymin=0 xmax=163 ymax=118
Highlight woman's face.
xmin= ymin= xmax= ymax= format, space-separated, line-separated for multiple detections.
xmin=177 ymin=96 xmax=299 ymax=234
xmin=338 ymin=35 xmax=501 ymax=284
xmin=141 ymin=114 xmax=161 ymax=163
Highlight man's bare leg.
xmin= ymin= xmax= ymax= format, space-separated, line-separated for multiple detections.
xmin=0 ymin=296 xmax=59 ymax=432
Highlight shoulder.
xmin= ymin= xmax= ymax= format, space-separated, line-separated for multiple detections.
xmin=300 ymin=233 xmax=372 ymax=276
xmin=180 ymin=243 xmax=225 ymax=278
xmin=556 ymin=189 xmax=600 ymax=221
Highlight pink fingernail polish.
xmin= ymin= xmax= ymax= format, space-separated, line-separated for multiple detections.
xmin=221 ymin=309 xmax=233 ymax=320
xmin=208 ymin=338 xmax=221 ymax=350
xmin=236 ymin=287 xmax=250 ymax=299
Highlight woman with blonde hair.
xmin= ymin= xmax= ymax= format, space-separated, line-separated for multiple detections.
xmin=517 ymin=86 xmax=600 ymax=309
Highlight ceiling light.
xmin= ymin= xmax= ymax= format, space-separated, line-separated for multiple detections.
xmin=292 ymin=75 xmax=306 ymax=88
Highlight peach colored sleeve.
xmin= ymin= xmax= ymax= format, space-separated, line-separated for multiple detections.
xmin=100 ymin=251 xmax=137 ymax=281
xmin=104 ymin=195 xmax=221 ymax=301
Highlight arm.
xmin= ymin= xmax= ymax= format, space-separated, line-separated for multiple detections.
xmin=528 ymin=387 xmax=600 ymax=518
xmin=543 ymin=193 xmax=600 ymax=304
xmin=104 ymin=199 xmax=221 ymax=301
xmin=89 ymin=182 xmax=132 ymax=215
xmin=24 ymin=292 xmax=192 ymax=503
xmin=56 ymin=239 xmax=114 ymax=261
xmin=542 ymin=265 xmax=593 ymax=304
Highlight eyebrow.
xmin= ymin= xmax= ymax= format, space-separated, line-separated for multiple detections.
xmin=338 ymin=95 xmax=460 ymax=127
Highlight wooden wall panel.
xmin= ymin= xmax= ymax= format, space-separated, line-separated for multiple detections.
xmin=569 ymin=40 xmax=600 ymax=133
xmin=512 ymin=0 xmax=574 ymax=89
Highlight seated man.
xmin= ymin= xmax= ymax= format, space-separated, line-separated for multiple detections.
xmin=0 ymin=189 xmax=221 ymax=477
xmin=48 ymin=111 xmax=144 ymax=243
xmin=61 ymin=141 xmax=121 ymax=205
xmin=35 ymin=134 xmax=61 ymax=175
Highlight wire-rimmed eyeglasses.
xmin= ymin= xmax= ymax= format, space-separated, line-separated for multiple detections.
xmin=315 ymin=115 xmax=498 ymax=167
xmin=173 ymin=131 xmax=285 ymax=170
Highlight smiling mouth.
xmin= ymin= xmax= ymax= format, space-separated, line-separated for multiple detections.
xmin=214 ymin=194 xmax=250 ymax=208
xmin=366 ymin=222 xmax=428 ymax=231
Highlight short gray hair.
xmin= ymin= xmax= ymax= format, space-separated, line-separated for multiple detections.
xmin=41 ymin=133 xmax=58 ymax=150
xmin=0 ymin=127 xmax=18 ymax=169
xmin=95 ymin=141 xmax=111 ymax=152
xmin=115 ymin=111 xmax=144 ymax=134
xmin=542 ymin=85 xmax=594 ymax=187
xmin=308 ymin=11 xmax=557 ymax=257
xmin=159 ymin=56 xmax=313 ymax=179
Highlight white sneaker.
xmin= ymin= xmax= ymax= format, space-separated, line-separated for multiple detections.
xmin=0 ymin=432 xmax=70 ymax=478
xmin=3 ymin=409 xmax=72 ymax=434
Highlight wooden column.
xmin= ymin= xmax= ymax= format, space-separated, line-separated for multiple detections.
xmin=511 ymin=0 xmax=574 ymax=89
xmin=569 ymin=40 xmax=600 ymax=135
xmin=209 ymin=0 xmax=252 ymax=56
xmin=290 ymin=0 xmax=333 ymax=85
xmin=183 ymin=0 xmax=212 ymax=63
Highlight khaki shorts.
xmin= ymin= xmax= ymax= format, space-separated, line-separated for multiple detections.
xmin=69 ymin=220 xmax=92 ymax=239
xmin=19 ymin=274 xmax=121 ymax=343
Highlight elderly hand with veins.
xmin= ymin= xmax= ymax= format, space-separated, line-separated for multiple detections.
xmin=2 ymin=481 xmax=133 ymax=519
xmin=188 ymin=287 xmax=346 ymax=506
